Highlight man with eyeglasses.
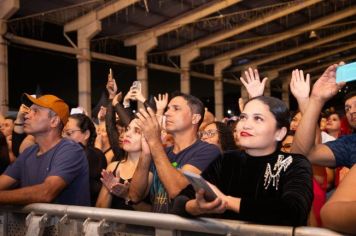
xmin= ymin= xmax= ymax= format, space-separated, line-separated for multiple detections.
xmin=0 ymin=94 xmax=90 ymax=206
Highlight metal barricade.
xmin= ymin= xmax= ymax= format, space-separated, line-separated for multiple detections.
xmin=0 ymin=204 xmax=344 ymax=236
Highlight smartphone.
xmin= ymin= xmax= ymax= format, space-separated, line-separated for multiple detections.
xmin=132 ymin=81 xmax=141 ymax=92
xmin=182 ymin=170 xmax=217 ymax=201
xmin=336 ymin=62 xmax=356 ymax=83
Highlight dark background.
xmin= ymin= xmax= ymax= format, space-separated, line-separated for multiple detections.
xmin=7 ymin=22 xmax=355 ymax=118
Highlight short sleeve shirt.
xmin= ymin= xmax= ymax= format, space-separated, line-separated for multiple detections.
xmin=325 ymin=134 xmax=356 ymax=168
xmin=150 ymin=140 xmax=220 ymax=213
xmin=4 ymin=138 xmax=90 ymax=206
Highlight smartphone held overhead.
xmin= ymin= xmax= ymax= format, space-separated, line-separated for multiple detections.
xmin=336 ymin=62 xmax=356 ymax=83
xmin=132 ymin=81 xmax=141 ymax=92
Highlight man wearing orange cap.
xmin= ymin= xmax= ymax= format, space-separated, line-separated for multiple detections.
xmin=0 ymin=94 xmax=90 ymax=206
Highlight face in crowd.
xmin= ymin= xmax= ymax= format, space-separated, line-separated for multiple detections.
xmin=122 ymin=119 xmax=142 ymax=153
xmin=24 ymin=104 xmax=58 ymax=135
xmin=200 ymin=122 xmax=220 ymax=148
xmin=345 ymin=95 xmax=356 ymax=129
xmin=236 ymin=97 xmax=288 ymax=156
xmin=63 ymin=116 xmax=90 ymax=146
xmin=164 ymin=96 xmax=201 ymax=134
xmin=0 ymin=118 xmax=14 ymax=137
xmin=326 ymin=113 xmax=341 ymax=134
xmin=290 ymin=112 xmax=302 ymax=131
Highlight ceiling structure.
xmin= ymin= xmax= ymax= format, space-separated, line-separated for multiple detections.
xmin=5 ymin=0 xmax=356 ymax=93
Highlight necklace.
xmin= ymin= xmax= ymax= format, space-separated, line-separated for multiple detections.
xmin=264 ymin=154 xmax=293 ymax=190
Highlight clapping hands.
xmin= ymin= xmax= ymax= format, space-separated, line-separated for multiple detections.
xmin=101 ymin=169 xmax=129 ymax=199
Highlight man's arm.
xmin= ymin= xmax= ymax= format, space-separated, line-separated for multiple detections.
xmin=0 ymin=175 xmax=17 ymax=191
xmin=320 ymin=165 xmax=356 ymax=234
xmin=148 ymin=139 xmax=200 ymax=199
xmin=136 ymin=108 xmax=194 ymax=199
xmin=129 ymin=137 xmax=153 ymax=203
xmin=291 ymin=64 xmax=345 ymax=167
xmin=0 ymin=176 xmax=66 ymax=204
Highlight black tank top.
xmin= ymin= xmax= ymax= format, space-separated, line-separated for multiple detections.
xmin=110 ymin=161 xmax=133 ymax=210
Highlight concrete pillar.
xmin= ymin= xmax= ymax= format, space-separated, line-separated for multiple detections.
xmin=77 ymin=21 xmax=101 ymax=116
xmin=214 ymin=60 xmax=231 ymax=121
xmin=0 ymin=0 xmax=19 ymax=114
xmin=0 ymin=21 xmax=8 ymax=115
xmin=265 ymin=71 xmax=279 ymax=97
xmin=282 ymin=77 xmax=291 ymax=109
xmin=180 ymin=49 xmax=200 ymax=94
xmin=136 ymin=38 xmax=157 ymax=100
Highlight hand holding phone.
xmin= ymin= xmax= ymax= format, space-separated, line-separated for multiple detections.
xmin=183 ymin=171 xmax=217 ymax=201
xmin=336 ymin=62 xmax=356 ymax=83
xmin=132 ymin=81 xmax=141 ymax=92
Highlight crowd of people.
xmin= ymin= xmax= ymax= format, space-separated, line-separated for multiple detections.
xmin=0 ymin=63 xmax=355 ymax=234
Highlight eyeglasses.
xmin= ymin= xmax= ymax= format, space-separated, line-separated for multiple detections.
xmin=199 ymin=130 xmax=219 ymax=139
xmin=62 ymin=129 xmax=81 ymax=137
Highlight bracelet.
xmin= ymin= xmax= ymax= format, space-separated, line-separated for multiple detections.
xmin=14 ymin=123 xmax=24 ymax=126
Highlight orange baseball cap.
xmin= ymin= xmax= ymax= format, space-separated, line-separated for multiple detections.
xmin=22 ymin=93 xmax=69 ymax=125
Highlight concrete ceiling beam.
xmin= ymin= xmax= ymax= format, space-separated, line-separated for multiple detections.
xmin=230 ymin=26 xmax=356 ymax=73
xmin=203 ymin=5 xmax=356 ymax=65
xmin=169 ymin=0 xmax=321 ymax=57
xmin=64 ymin=0 xmax=139 ymax=32
xmin=124 ymin=0 xmax=241 ymax=46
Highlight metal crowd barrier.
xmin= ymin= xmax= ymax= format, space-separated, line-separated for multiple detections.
xmin=0 ymin=203 xmax=343 ymax=236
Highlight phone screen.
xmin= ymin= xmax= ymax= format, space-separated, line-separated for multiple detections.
xmin=132 ymin=81 xmax=141 ymax=92
xmin=336 ymin=62 xmax=356 ymax=83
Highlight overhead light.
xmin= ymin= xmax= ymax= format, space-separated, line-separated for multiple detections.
xmin=309 ymin=30 xmax=318 ymax=39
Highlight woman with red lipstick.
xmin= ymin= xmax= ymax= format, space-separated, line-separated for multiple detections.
xmin=174 ymin=96 xmax=313 ymax=226
xmin=96 ymin=118 xmax=151 ymax=211
xmin=173 ymin=69 xmax=313 ymax=226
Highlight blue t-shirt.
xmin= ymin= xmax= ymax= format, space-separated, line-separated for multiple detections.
xmin=4 ymin=138 xmax=90 ymax=206
xmin=150 ymin=139 xmax=220 ymax=213
xmin=325 ymin=134 xmax=356 ymax=168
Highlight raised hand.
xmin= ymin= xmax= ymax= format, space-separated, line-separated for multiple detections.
xmin=123 ymin=87 xmax=137 ymax=107
xmin=135 ymin=107 xmax=161 ymax=144
xmin=240 ymin=67 xmax=268 ymax=98
xmin=106 ymin=72 xmax=117 ymax=99
xmin=311 ymin=63 xmax=346 ymax=102
xmin=97 ymin=106 xmax=107 ymax=123
xmin=290 ymin=69 xmax=310 ymax=100
xmin=154 ymin=93 xmax=168 ymax=112
xmin=17 ymin=104 xmax=30 ymax=123
xmin=112 ymin=92 xmax=122 ymax=107
xmin=131 ymin=86 xmax=146 ymax=103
